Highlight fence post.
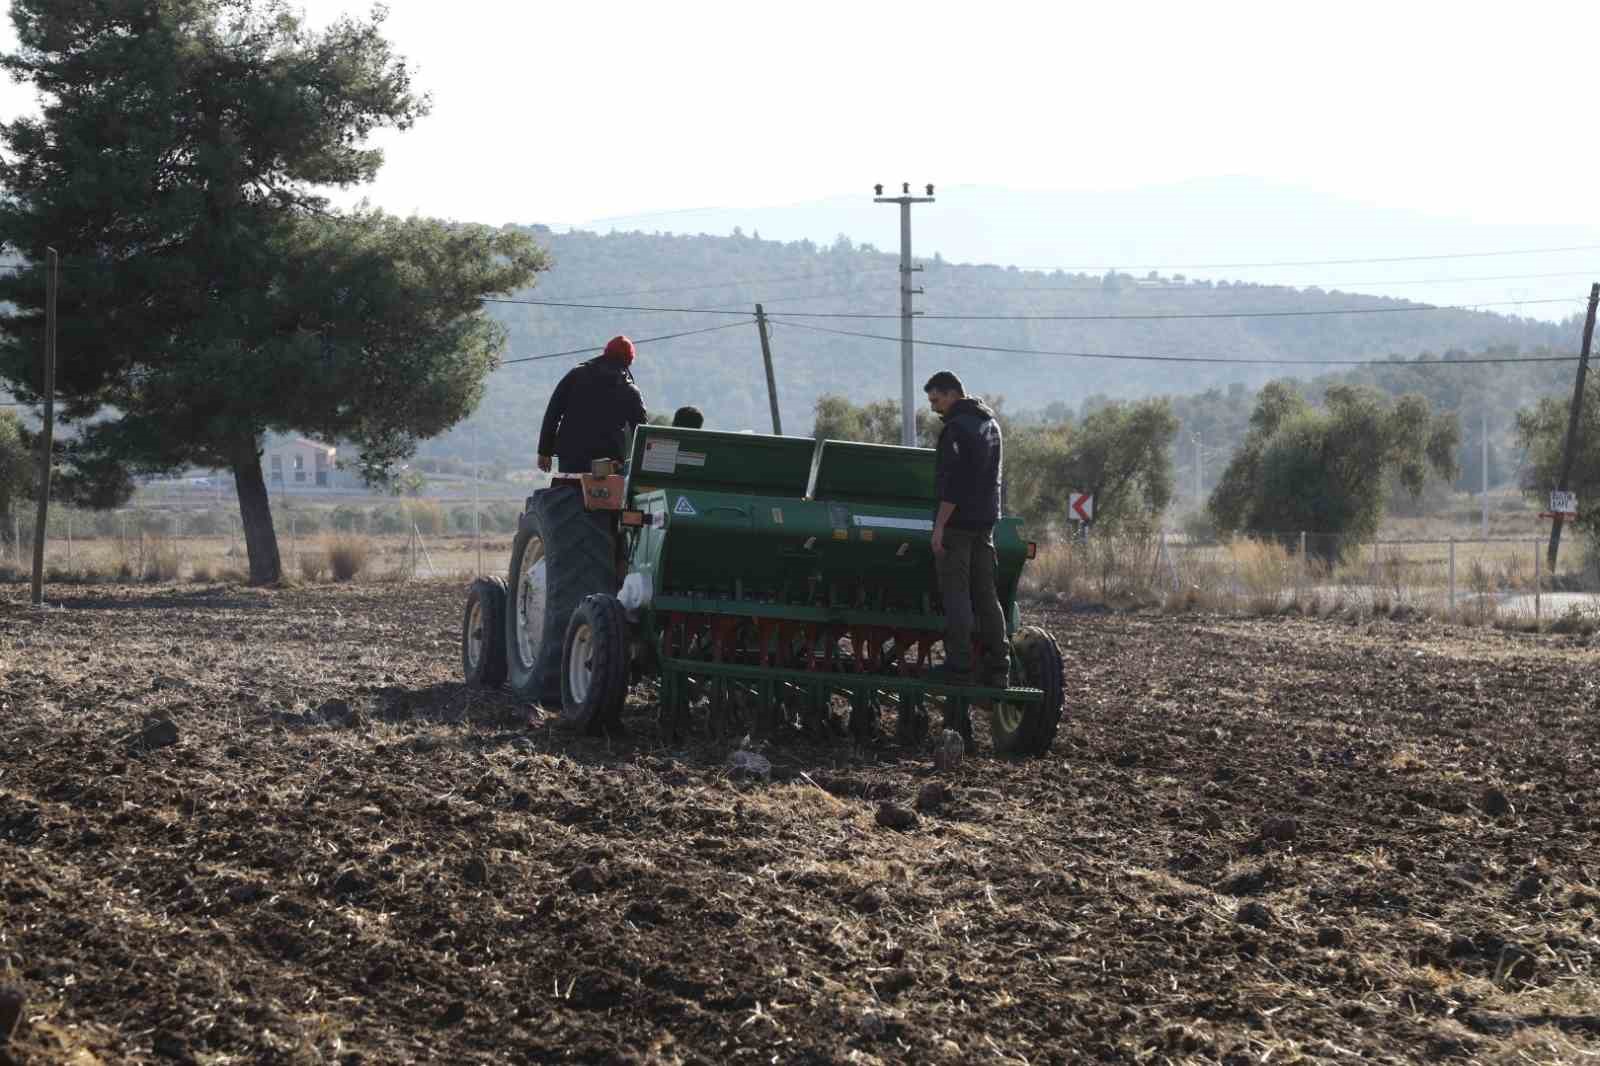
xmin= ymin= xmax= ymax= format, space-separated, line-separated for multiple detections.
xmin=1371 ymin=538 xmax=1379 ymax=587
xmin=66 ymin=511 xmax=72 ymax=569
xmin=1448 ymin=538 xmax=1456 ymax=617
xmin=1534 ymin=539 xmax=1541 ymax=626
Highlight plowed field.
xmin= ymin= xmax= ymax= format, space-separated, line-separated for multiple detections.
xmin=2 ymin=582 xmax=1598 ymax=1064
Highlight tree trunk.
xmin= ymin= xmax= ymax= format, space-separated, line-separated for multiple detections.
xmin=231 ymin=438 xmax=282 ymax=585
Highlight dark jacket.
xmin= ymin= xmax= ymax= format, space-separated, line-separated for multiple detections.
xmin=934 ymin=398 xmax=1002 ymax=530
xmin=537 ymin=357 xmax=647 ymax=473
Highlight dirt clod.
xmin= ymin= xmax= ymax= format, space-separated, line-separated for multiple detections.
xmin=1261 ymin=816 xmax=1298 ymax=842
xmin=567 ymin=864 xmax=601 ymax=893
xmin=462 ymin=857 xmax=488 ymax=886
xmin=915 ymin=782 xmax=948 ymax=811
xmin=130 ymin=718 xmax=179 ymax=751
xmin=0 ymin=986 xmax=23 ymax=1043
xmin=1316 ymin=926 xmax=1345 ymax=948
xmin=1235 ymin=901 xmax=1274 ymax=929
xmin=875 ymin=803 xmax=918 ymax=831
xmin=1481 ymin=788 xmax=1512 ymax=817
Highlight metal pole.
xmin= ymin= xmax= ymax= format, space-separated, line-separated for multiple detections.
xmin=873 ymin=184 xmax=933 ymax=448
xmin=1194 ymin=433 xmax=1202 ymax=503
xmin=1534 ymin=539 xmax=1541 ymax=626
xmin=755 ymin=304 xmax=782 ymax=435
xmin=1547 ymin=282 xmax=1598 ymax=572
xmin=29 ymin=248 xmax=58 ymax=607
xmin=1481 ymin=406 xmax=1489 ymax=541
xmin=1449 ymin=538 xmax=1456 ymax=615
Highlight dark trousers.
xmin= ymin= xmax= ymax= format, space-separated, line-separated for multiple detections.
xmin=936 ymin=526 xmax=1009 ymax=678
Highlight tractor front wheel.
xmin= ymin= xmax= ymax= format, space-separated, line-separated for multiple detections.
xmin=462 ymin=576 xmax=508 ymax=687
xmin=560 ymin=593 xmax=630 ymax=735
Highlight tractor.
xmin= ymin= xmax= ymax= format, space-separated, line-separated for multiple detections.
xmin=460 ymin=425 xmax=1063 ymax=752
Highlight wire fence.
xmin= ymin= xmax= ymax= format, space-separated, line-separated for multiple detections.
xmin=1026 ymin=530 xmax=1599 ymax=628
xmin=0 ymin=501 xmax=519 ymax=584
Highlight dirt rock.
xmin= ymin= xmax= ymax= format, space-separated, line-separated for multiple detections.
xmin=1395 ymin=856 xmax=1416 ymax=875
xmin=876 ymin=803 xmax=918 ymax=831
xmin=851 ymin=887 xmax=888 ymax=914
xmin=1316 ymin=926 xmax=1345 ymax=948
xmin=1261 ymin=816 xmax=1299 ymax=842
xmin=130 ymin=719 xmax=179 ymax=751
xmin=859 ymin=1010 xmax=888 ymax=1040
xmin=567 ymin=865 xmax=601 ymax=894
xmin=0 ymin=986 xmax=23 ymax=1043
xmin=462 ymin=857 xmax=488 ymax=886
xmin=226 ymin=882 xmax=264 ymax=905
xmin=1199 ymin=808 xmax=1224 ymax=831
xmin=915 ymin=782 xmax=948 ymax=811
xmin=1235 ymin=901 xmax=1274 ymax=929
xmin=727 ymin=750 xmax=772 ymax=781
xmin=1512 ymin=873 xmax=1541 ymax=900
xmin=437 ymin=1001 xmax=467 ymax=1027
xmin=1481 ymin=788 xmax=1512 ymax=817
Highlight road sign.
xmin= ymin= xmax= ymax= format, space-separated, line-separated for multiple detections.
xmin=1551 ymin=490 xmax=1578 ymax=517
xmin=1069 ymin=493 xmax=1094 ymax=522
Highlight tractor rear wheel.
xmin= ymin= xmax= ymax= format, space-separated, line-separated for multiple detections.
xmin=989 ymin=625 xmax=1064 ymax=756
xmin=504 ymin=488 xmax=616 ymax=706
xmin=560 ymin=593 xmax=629 ymax=734
xmin=462 ymin=576 xmax=508 ymax=687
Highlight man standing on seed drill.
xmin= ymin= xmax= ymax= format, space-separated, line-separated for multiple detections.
xmin=925 ymin=370 xmax=1010 ymax=692
xmin=536 ymin=335 xmax=647 ymax=474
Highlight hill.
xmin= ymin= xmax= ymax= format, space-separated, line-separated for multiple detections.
xmin=437 ymin=225 xmax=1577 ymax=465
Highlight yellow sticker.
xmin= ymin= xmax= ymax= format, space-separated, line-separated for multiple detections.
xmin=832 ymin=528 xmax=848 ymax=541
xmin=860 ymin=529 xmax=875 ymax=542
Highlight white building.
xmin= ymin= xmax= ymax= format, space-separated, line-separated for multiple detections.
xmin=264 ymin=437 xmax=339 ymax=490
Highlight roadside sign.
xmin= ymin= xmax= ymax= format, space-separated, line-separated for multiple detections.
xmin=1069 ymin=493 xmax=1094 ymax=522
xmin=1551 ymin=490 xmax=1578 ymax=517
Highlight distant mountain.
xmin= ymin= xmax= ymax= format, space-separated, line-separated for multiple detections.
xmin=566 ymin=178 xmax=1600 ymax=316
xmin=435 ymin=222 xmax=1581 ymax=466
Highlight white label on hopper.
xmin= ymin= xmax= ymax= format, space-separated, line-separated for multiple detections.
xmin=641 ymin=439 xmax=679 ymax=473
xmin=853 ymin=515 xmax=934 ymax=531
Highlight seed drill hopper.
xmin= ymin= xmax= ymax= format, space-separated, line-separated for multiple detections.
xmin=462 ymin=426 xmax=1064 ymax=753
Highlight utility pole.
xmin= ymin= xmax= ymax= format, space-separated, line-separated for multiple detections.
xmin=29 ymin=249 xmax=58 ymax=607
xmin=873 ymin=182 xmax=935 ymax=446
xmin=755 ymin=304 xmax=782 ymax=435
xmin=1547 ymin=282 xmax=1599 ymax=571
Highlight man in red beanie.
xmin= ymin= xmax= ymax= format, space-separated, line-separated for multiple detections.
xmin=537 ymin=335 xmax=647 ymax=473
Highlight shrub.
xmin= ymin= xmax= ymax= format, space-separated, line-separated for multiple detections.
xmin=371 ymin=506 xmax=406 ymax=535
xmin=299 ymin=549 xmax=329 ymax=583
xmin=141 ymin=537 xmax=182 ymax=582
xmin=406 ymin=499 xmax=445 ymax=536
xmin=326 ymin=534 xmax=370 ymax=582
xmin=186 ymin=509 xmax=226 ymax=536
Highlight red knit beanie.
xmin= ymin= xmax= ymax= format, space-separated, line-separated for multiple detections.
xmin=603 ymin=335 xmax=636 ymax=366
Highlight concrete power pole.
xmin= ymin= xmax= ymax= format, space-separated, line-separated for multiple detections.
xmin=1193 ymin=433 xmax=1202 ymax=504
xmin=1547 ymin=282 xmax=1600 ymax=571
xmin=1481 ymin=405 xmax=1489 ymax=541
xmin=873 ymin=183 xmax=935 ymax=447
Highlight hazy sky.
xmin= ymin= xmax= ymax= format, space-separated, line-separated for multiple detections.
xmin=1 ymin=0 xmax=1593 ymax=232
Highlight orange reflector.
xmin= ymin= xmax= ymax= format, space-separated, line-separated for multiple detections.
xmin=621 ymin=510 xmax=644 ymax=527
xmin=1026 ymin=541 xmax=1038 ymax=559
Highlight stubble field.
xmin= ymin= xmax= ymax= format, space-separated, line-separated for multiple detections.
xmin=1 ymin=580 xmax=1598 ymax=1064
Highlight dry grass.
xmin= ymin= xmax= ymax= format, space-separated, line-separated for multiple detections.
xmin=325 ymin=534 xmax=370 ymax=582
xmin=298 ymin=548 xmax=330 ymax=583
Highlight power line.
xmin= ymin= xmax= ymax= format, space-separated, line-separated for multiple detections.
xmin=1002 ymin=243 xmax=1600 ymax=274
xmin=538 ymin=267 xmax=899 ymax=302
xmin=497 ymin=319 xmax=751 ymax=367
xmin=768 ymin=318 xmax=1580 ymax=367
xmin=929 ymin=268 xmax=1600 ymax=293
xmin=485 ymin=294 xmax=1582 ymax=321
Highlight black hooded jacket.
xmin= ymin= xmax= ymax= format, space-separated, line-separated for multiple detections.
xmin=537 ymin=356 xmax=647 ymax=473
xmin=933 ymin=397 xmax=1002 ymax=530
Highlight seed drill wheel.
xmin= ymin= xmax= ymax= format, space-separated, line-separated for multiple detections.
xmin=504 ymin=489 xmax=616 ymax=707
xmin=989 ymin=625 xmax=1065 ymax=756
xmin=560 ymin=593 xmax=629 ymax=734
xmin=461 ymin=576 xmax=508 ymax=687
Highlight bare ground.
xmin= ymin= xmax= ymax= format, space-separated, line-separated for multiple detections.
xmin=1 ymin=581 xmax=1599 ymax=1064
